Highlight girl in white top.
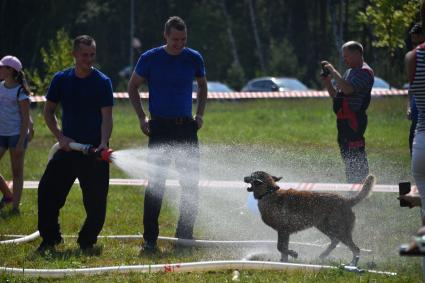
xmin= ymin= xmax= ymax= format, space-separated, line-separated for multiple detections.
xmin=0 ymin=55 xmax=33 ymax=213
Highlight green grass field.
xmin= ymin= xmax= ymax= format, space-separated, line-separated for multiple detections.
xmin=0 ymin=97 xmax=423 ymax=282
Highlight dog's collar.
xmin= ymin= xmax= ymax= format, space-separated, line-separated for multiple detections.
xmin=257 ymin=186 xmax=278 ymax=200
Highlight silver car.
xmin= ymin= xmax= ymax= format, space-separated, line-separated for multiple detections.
xmin=241 ymin=77 xmax=308 ymax=92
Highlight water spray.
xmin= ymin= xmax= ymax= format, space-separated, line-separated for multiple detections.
xmin=47 ymin=142 xmax=114 ymax=163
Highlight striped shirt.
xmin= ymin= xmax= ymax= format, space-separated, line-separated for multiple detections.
xmin=339 ymin=63 xmax=374 ymax=112
xmin=409 ymin=43 xmax=425 ymax=133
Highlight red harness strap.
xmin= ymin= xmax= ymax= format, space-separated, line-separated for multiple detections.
xmin=336 ymin=98 xmax=358 ymax=131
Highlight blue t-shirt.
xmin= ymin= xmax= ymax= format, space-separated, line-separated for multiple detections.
xmin=135 ymin=46 xmax=206 ymax=117
xmin=46 ymin=68 xmax=114 ymax=146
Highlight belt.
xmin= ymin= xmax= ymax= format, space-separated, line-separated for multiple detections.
xmin=151 ymin=116 xmax=193 ymax=125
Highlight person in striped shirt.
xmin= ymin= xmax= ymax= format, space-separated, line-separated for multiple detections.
xmin=400 ymin=6 xmax=425 ymax=274
xmin=406 ymin=23 xmax=425 ymax=156
xmin=321 ymin=41 xmax=374 ymax=184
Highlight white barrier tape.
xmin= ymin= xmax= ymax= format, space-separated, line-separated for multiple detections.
xmin=29 ymin=90 xmax=407 ymax=102
xmin=20 ymin=179 xmax=408 ymax=193
xmin=0 ymin=260 xmax=397 ymax=278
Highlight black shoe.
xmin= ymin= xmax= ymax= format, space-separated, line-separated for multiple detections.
xmin=36 ymin=241 xmax=57 ymax=253
xmin=79 ymin=243 xmax=94 ymax=251
xmin=10 ymin=207 xmax=20 ymax=215
xmin=0 ymin=196 xmax=13 ymax=209
xmin=36 ymin=243 xmax=54 ymax=253
xmin=140 ymin=240 xmax=158 ymax=253
xmin=175 ymin=233 xmax=194 ymax=240
xmin=80 ymin=244 xmax=102 ymax=256
xmin=36 ymin=237 xmax=63 ymax=253
xmin=175 ymin=225 xmax=194 ymax=240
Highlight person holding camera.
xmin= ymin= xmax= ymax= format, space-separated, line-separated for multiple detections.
xmin=321 ymin=41 xmax=374 ymax=184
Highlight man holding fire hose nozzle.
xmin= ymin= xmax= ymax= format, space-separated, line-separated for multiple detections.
xmin=37 ymin=35 xmax=114 ymax=253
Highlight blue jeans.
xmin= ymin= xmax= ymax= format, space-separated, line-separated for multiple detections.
xmin=411 ymin=131 xmax=425 ymax=279
xmin=0 ymin=134 xmax=28 ymax=149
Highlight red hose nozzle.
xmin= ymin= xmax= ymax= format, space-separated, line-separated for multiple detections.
xmin=99 ymin=148 xmax=114 ymax=163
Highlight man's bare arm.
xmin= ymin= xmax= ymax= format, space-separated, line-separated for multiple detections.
xmin=195 ymin=76 xmax=208 ymax=129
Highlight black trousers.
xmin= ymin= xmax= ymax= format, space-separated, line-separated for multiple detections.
xmin=339 ymin=145 xmax=369 ymax=184
xmin=38 ymin=150 xmax=109 ymax=247
xmin=143 ymin=117 xmax=199 ymax=241
xmin=337 ymin=118 xmax=369 ymax=184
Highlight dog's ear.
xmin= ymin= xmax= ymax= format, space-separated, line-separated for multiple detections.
xmin=272 ymin=176 xmax=282 ymax=182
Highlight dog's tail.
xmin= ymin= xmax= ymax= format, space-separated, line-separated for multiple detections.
xmin=346 ymin=174 xmax=375 ymax=207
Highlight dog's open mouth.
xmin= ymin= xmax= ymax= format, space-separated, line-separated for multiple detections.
xmin=246 ymin=184 xmax=253 ymax=192
xmin=244 ymin=176 xmax=264 ymax=192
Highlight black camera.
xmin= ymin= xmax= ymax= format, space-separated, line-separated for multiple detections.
xmin=399 ymin=181 xmax=411 ymax=207
xmin=320 ymin=63 xmax=330 ymax=77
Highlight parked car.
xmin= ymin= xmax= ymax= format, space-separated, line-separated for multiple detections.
xmin=372 ymin=76 xmax=391 ymax=90
xmin=192 ymin=81 xmax=234 ymax=92
xmin=241 ymin=77 xmax=309 ymax=92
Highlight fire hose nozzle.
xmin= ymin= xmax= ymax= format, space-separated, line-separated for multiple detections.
xmin=48 ymin=142 xmax=113 ymax=163
xmin=99 ymin=148 xmax=114 ymax=163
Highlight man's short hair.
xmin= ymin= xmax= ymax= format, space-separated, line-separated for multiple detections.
xmin=73 ymin=35 xmax=96 ymax=51
xmin=410 ymin=22 xmax=423 ymax=35
xmin=164 ymin=16 xmax=186 ymax=34
xmin=342 ymin=41 xmax=364 ymax=56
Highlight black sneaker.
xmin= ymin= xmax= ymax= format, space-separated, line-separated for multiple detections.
xmin=79 ymin=243 xmax=94 ymax=251
xmin=175 ymin=232 xmax=194 ymax=240
xmin=36 ymin=237 xmax=63 ymax=254
xmin=0 ymin=196 xmax=13 ymax=209
xmin=80 ymin=244 xmax=102 ymax=256
xmin=36 ymin=242 xmax=55 ymax=254
xmin=140 ymin=240 xmax=158 ymax=253
xmin=10 ymin=207 xmax=20 ymax=215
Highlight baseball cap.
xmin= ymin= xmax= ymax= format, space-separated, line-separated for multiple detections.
xmin=0 ymin=55 xmax=22 ymax=72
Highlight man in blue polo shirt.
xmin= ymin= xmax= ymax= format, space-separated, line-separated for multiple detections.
xmin=37 ymin=35 xmax=114 ymax=252
xmin=128 ymin=16 xmax=207 ymax=252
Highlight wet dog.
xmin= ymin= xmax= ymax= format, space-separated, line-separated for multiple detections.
xmin=244 ymin=171 xmax=375 ymax=263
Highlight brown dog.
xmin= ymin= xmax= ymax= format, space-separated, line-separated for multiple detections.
xmin=244 ymin=171 xmax=375 ymax=263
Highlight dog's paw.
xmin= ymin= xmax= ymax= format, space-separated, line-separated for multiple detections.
xmin=288 ymin=250 xmax=298 ymax=259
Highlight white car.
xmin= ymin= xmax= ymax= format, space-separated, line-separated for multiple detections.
xmin=192 ymin=81 xmax=234 ymax=92
xmin=372 ymin=76 xmax=391 ymax=90
xmin=241 ymin=77 xmax=309 ymax=92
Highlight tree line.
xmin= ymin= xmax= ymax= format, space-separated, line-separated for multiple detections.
xmin=0 ymin=0 xmax=420 ymax=94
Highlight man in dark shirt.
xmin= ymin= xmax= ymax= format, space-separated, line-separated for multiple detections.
xmin=321 ymin=41 xmax=374 ymax=183
xmin=37 ymin=35 xmax=114 ymax=252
